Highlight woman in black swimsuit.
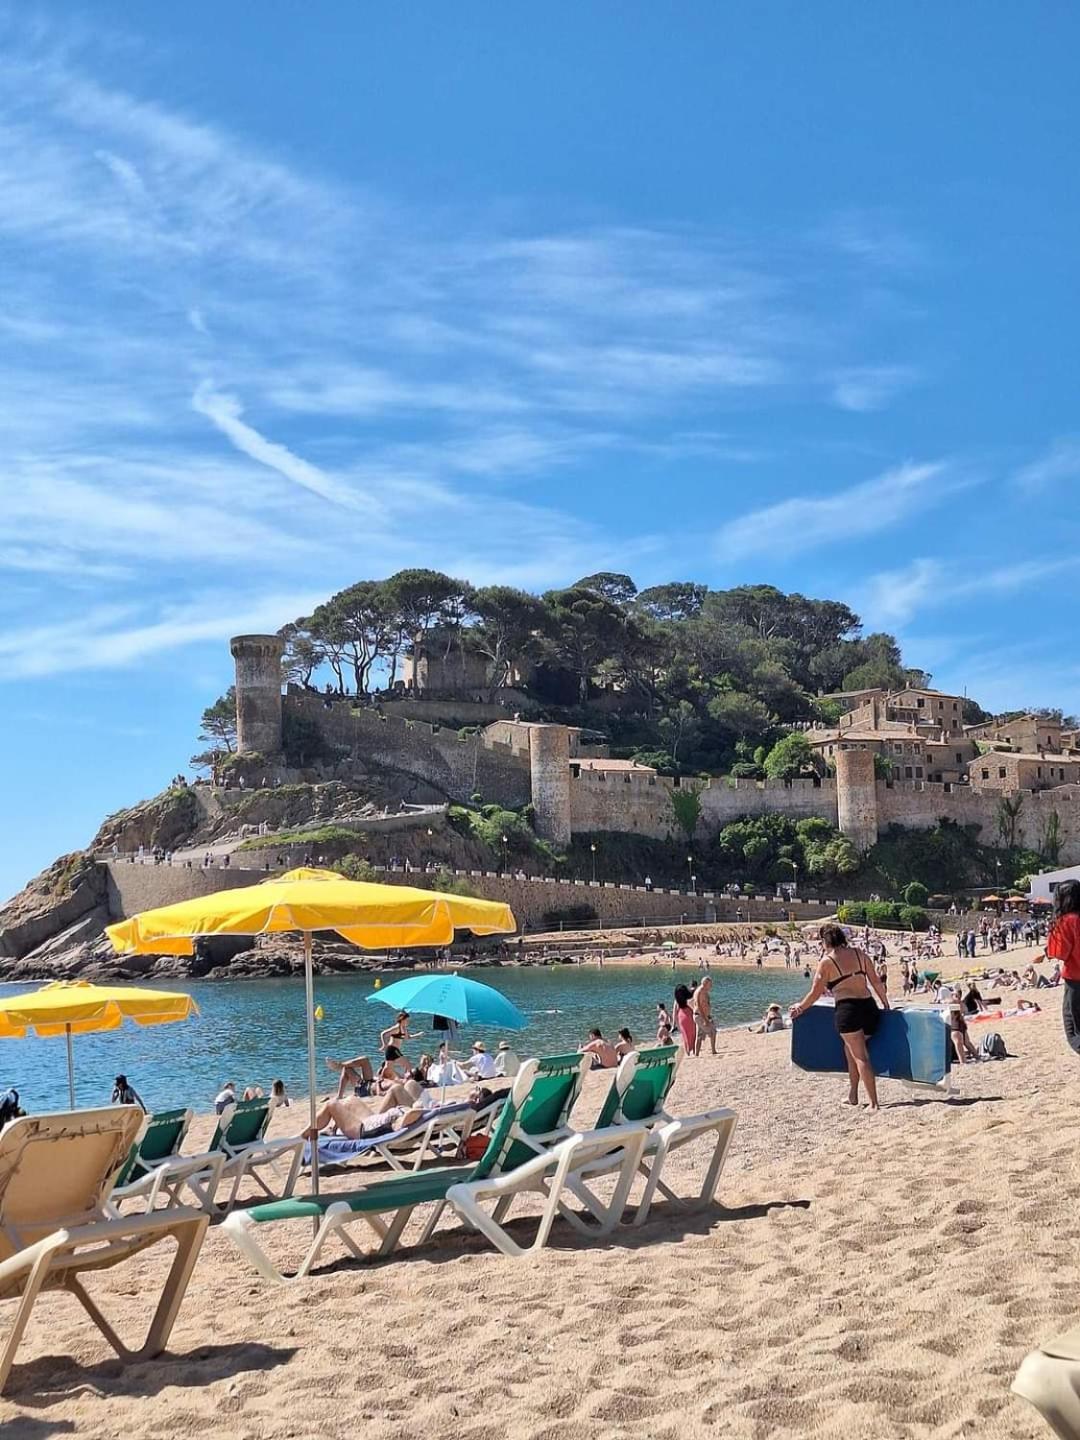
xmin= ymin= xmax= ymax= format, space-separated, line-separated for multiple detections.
xmin=789 ymin=923 xmax=890 ymax=1111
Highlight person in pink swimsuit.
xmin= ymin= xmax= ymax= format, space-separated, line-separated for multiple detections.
xmin=673 ymin=984 xmax=696 ymax=1052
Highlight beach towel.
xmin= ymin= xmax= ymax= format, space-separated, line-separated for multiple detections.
xmin=303 ymin=1101 xmax=474 ymax=1167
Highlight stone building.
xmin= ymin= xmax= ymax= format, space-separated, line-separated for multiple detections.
xmin=965 ymin=713 xmax=1065 ymax=754
xmin=837 ymin=686 xmax=966 ymax=739
xmin=968 ymin=752 xmax=1080 ymax=792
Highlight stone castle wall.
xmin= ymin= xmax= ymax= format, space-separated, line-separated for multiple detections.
xmin=286 ymin=695 xmax=532 ymax=807
xmin=569 ymin=770 xmax=838 ymax=840
xmin=103 ymin=861 xmax=838 ymax=933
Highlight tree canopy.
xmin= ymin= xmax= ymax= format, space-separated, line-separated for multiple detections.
xmin=269 ymin=568 xmax=936 ymax=776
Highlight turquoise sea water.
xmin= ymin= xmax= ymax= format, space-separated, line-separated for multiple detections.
xmin=0 ymin=964 xmax=807 ymax=1114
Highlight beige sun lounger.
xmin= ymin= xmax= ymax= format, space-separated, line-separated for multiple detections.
xmin=1014 ymin=1325 xmax=1080 ymax=1438
xmin=0 ymin=1106 xmax=208 ymax=1393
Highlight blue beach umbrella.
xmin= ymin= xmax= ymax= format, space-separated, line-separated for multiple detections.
xmin=366 ymin=973 xmax=527 ymax=1031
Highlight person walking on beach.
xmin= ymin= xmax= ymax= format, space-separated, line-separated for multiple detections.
xmin=673 ymin=984 xmax=696 ymax=1053
xmin=1043 ymin=880 xmax=1080 ymax=1055
xmin=789 ymin=924 xmax=889 ymax=1111
xmin=692 ymin=976 xmax=717 ymax=1056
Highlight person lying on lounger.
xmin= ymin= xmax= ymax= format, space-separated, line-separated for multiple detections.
xmin=302 ymin=1079 xmax=433 ymax=1141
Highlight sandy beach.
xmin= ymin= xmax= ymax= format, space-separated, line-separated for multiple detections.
xmin=0 ymin=957 xmax=1070 ymax=1440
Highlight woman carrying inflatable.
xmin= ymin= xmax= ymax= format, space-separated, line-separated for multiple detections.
xmin=790 ymin=923 xmax=890 ymax=1111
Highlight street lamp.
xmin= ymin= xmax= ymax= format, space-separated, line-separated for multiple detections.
xmin=590 ymin=842 xmax=597 ymax=882
xmin=687 ymin=855 xmax=694 ymax=893
xmin=501 ymin=834 xmax=508 ymax=873
xmin=690 ymin=872 xmax=697 ymax=896
xmin=781 ymin=857 xmax=798 ymax=893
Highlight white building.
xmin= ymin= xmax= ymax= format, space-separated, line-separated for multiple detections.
xmin=1028 ymin=865 xmax=1080 ymax=903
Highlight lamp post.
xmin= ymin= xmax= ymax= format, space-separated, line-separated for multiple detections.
xmin=687 ymin=855 xmax=694 ymax=893
xmin=501 ymin=834 xmax=508 ymax=874
xmin=590 ymin=842 xmax=597 ymax=882
xmin=782 ymin=857 xmax=798 ymax=894
xmin=690 ymin=872 xmax=697 ymax=897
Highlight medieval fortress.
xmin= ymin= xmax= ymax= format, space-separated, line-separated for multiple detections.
xmin=231 ymin=635 xmax=1080 ymax=865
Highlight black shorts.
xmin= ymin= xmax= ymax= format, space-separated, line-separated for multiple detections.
xmin=834 ymin=998 xmax=881 ymax=1036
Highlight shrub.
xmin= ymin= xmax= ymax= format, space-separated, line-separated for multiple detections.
xmin=331 ymin=854 xmax=377 ymax=882
xmin=898 ymin=905 xmax=930 ymax=931
xmin=902 ymin=881 xmax=929 ymax=908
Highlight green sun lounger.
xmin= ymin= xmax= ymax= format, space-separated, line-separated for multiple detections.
xmin=185 ymin=1097 xmax=305 ymax=1214
xmin=575 ymin=1045 xmax=737 ymax=1224
xmin=107 ymin=1107 xmax=225 ymax=1215
xmin=223 ymin=1053 xmax=648 ymax=1281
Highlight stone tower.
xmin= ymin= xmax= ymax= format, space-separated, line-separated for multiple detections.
xmin=231 ymin=634 xmax=284 ymax=755
xmin=529 ymin=724 xmax=572 ymax=847
xmin=835 ymin=745 xmax=878 ymax=852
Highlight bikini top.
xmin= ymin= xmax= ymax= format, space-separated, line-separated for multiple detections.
xmin=824 ymin=948 xmax=871 ymax=992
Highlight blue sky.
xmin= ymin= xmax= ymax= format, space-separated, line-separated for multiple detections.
xmin=2 ymin=4 xmax=1079 ymax=900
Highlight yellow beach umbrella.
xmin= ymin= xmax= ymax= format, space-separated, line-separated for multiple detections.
xmin=0 ymin=979 xmax=198 ymax=1109
xmin=106 ymin=868 xmax=517 ymax=1194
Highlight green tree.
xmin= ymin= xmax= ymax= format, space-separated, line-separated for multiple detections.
xmin=1040 ymin=809 xmax=1063 ymax=867
xmin=634 ymin=582 xmax=707 ymax=623
xmin=670 ymin=786 xmax=702 ymax=840
xmin=996 ymin=794 xmax=1025 ymax=851
xmin=902 ymin=881 xmax=929 ymax=907
xmin=197 ymin=688 xmax=236 ymax=753
xmin=572 ymin=572 xmax=638 ymax=607
xmin=470 ymin=585 xmax=551 ymax=698
xmin=762 ymin=733 xmax=818 ymax=780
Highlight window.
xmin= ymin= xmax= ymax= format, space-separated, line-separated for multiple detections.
xmin=915 ymin=766 xmax=924 ymax=778
xmin=999 ymin=767 xmax=1007 ymax=779
xmin=904 ymin=766 xmax=913 ymax=778
xmin=981 ymin=769 xmax=990 ymax=780
xmin=917 ymin=698 xmax=925 ymax=709
xmin=956 ymin=753 xmax=963 ymax=764
xmin=953 ymin=701 xmax=958 ymax=710
xmin=893 ymin=743 xmax=903 ymax=754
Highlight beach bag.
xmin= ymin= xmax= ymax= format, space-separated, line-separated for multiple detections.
xmin=980 ymin=1032 xmax=1008 ymax=1061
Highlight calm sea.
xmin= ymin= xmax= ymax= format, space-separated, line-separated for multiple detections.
xmin=0 ymin=964 xmax=807 ymax=1114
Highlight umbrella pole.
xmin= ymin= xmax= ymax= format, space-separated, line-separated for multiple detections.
xmin=303 ymin=931 xmax=319 ymax=1198
xmin=65 ymin=1024 xmax=75 ymax=1109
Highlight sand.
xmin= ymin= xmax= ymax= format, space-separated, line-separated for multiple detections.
xmin=0 ymin=958 xmax=1071 ymax=1439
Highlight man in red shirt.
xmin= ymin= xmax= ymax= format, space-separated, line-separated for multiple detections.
xmin=1045 ymin=880 xmax=1080 ymax=1053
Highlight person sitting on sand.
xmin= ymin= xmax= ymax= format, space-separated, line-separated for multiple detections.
xmin=270 ymin=1079 xmax=290 ymax=1109
xmin=326 ymin=1053 xmax=376 ymax=1099
xmin=380 ymin=1011 xmax=412 ymax=1050
xmin=214 ymin=1081 xmax=237 ymax=1114
xmin=789 ymin=924 xmax=890 ymax=1112
xmin=376 ymin=1045 xmax=409 ymax=1092
xmin=495 ymin=1041 xmax=520 ymax=1078
xmin=580 ymin=1028 xmax=618 ymax=1069
xmin=614 ymin=1027 xmax=635 ymax=1060
xmin=962 ymin=982 xmax=985 ymax=1016
xmin=657 ymin=1022 xmax=674 ymax=1045
xmin=461 ymin=1041 xmax=498 ymax=1081
xmin=749 ymin=1004 xmax=785 ymax=1034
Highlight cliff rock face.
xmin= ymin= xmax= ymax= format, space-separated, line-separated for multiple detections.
xmin=0 ymin=854 xmax=107 ymax=961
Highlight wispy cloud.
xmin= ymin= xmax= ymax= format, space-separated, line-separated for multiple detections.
xmin=715 ymin=462 xmax=960 ymax=563
xmin=831 ymin=364 xmax=920 ymax=413
xmin=1014 ymin=438 xmax=1080 ymax=493
xmin=856 ymin=555 xmax=1080 ymax=629
xmin=192 ymin=383 xmax=372 ymax=511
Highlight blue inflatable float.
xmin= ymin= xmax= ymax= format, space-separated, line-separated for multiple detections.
xmin=791 ymin=1003 xmax=952 ymax=1087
